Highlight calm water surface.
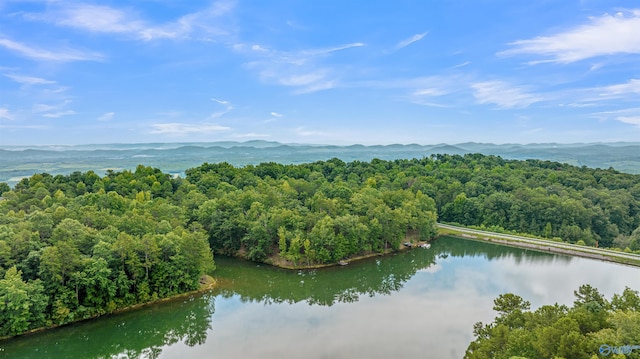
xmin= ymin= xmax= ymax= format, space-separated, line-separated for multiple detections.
xmin=2 ymin=236 xmax=640 ymax=359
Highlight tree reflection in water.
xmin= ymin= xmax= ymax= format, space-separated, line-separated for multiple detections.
xmin=0 ymin=293 xmax=215 ymax=359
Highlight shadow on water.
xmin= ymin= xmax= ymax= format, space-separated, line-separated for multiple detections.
xmin=211 ymin=235 xmax=567 ymax=306
xmin=0 ymin=236 xmax=566 ymax=358
xmin=432 ymin=235 xmax=573 ymax=265
xmin=0 ymin=293 xmax=216 ymax=359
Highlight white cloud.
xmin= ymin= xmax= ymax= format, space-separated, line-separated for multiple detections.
xmin=396 ymin=32 xmax=428 ymax=49
xmin=294 ymin=127 xmax=327 ymax=137
xmin=33 ymin=100 xmax=71 ymax=113
xmin=4 ymin=73 xmax=55 ymax=85
xmin=233 ymin=132 xmax=271 ymax=138
xmin=31 ymin=1 xmax=236 ymax=41
xmin=0 ymin=108 xmax=14 ymax=120
xmin=412 ymin=88 xmax=448 ymax=97
xmin=270 ymin=112 xmax=283 ymax=118
xmin=42 ymin=110 xmax=76 ymax=118
xmin=54 ymin=4 xmax=142 ymax=34
xmin=277 ymin=70 xmax=328 ymax=87
xmin=150 ymin=123 xmax=231 ymax=135
xmin=209 ymin=98 xmax=233 ymax=118
xmin=565 ymin=79 xmax=640 ymax=105
xmin=303 ymin=43 xmax=365 ymax=57
xmin=451 ymin=61 xmax=470 ymax=69
xmin=239 ymin=42 xmax=363 ymax=93
xmin=408 ymin=87 xmax=451 ymax=107
xmin=471 ymin=81 xmax=543 ymax=108
xmin=599 ymin=79 xmax=640 ymax=96
xmin=593 ymin=107 xmax=640 ymax=127
xmin=0 ymin=37 xmax=102 ymax=62
xmin=97 ymin=112 xmax=115 ymax=122
xmin=211 ymin=98 xmax=230 ymax=105
xmin=500 ymin=10 xmax=640 ymax=63
xmin=617 ymin=116 xmax=640 ymax=126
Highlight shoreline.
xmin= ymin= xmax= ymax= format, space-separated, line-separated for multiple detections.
xmin=0 ymin=275 xmax=218 ymax=342
xmin=438 ymin=225 xmax=640 ymax=268
xmin=258 ymin=238 xmax=431 ymax=270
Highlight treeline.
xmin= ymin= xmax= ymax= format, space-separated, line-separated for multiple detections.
xmin=0 ymin=166 xmax=214 ymax=337
xmin=465 ymin=285 xmax=640 ymax=358
xmin=187 ymin=160 xmax=438 ymax=264
xmin=184 ymin=154 xmax=640 ymax=252
xmin=1 ymin=154 xmax=640 ymax=336
xmin=429 ymin=155 xmax=640 ymax=249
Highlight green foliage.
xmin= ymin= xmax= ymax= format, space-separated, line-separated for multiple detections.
xmin=2 ymin=154 xmax=640 ymax=338
xmin=465 ymin=286 xmax=640 ymax=359
xmin=0 ymin=166 xmax=214 ymax=337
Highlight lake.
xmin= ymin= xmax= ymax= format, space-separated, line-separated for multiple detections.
xmin=2 ymin=236 xmax=639 ymax=359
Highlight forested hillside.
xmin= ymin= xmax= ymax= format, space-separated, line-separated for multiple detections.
xmin=0 ymin=166 xmax=215 ymax=337
xmin=1 ymin=154 xmax=640 ymax=337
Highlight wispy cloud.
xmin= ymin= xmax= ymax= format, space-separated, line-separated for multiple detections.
xmin=232 ymin=132 xmax=270 ymax=138
xmin=599 ymin=79 xmax=640 ymax=96
xmin=33 ymin=100 xmax=72 ymax=115
xmin=238 ymin=42 xmax=364 ymax=93
xmin=0 ymin=108 xmax=14 ymax=121
xmin=593 ymin=107 xmax=640 ymax=127
xmin=270 ymin=112 xmax=283 ymax=118
xmin=211 ymin=98 xmax=230 ymax=105
xmin=302 ymin=42 xmax=365 ymax=57
xmin=0 ymin=37 xmax=102 ymax=62
xmin=294 ymin=126 xmax=327 ymax=137
xmin=150 ymin=122 xmax=231 ymax=135
xmin=471 ymin=81 xmax=543 ymax=108
xmin=500 ymin=10 xmax=640 ymax=63
xmin=396 ymin=32 xmax=428 ymax=50
xmin=28 ymin=1 xmax=236 ymax=41
xmin=407 ymin=87 xmax=451 ymax=107
xmin=42 ymin=110 xmax=76 ymax=118
xmin=97 ymin=112 xmax=115 ymax=122
xmin=564 ymin=78 xmax=640 ymax=106
xmin=209 ymin=98 xmax=233 ymax=118
xmin=4 ymin=73 xmax=55 ymax=85
xmin=451 ymin=61 xmax=470 ymax=69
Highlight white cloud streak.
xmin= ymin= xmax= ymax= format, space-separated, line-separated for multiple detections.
xmin=294 ymin=127 xmax=327 ymax=137
xmin=0 ymin=37 xmax=102 ymax=62
xmin=471 ymin=81 xmax=543 ymax=108
xmin=4 ymin=73 xmax=55 ymax=85
xmin=270 ymin=112 xmax=283 ymax=118
xmin=500 ymin=10 xmax=640 ymax=63
xmin=30 ymin=1 xmax=236 ymax=41
xmin=233 ymin=132 xmax=271 ymax=138
xmin=396 ymin=32 xmax=428 ymax=49
xmin=594 ymin=108 xmax=640 ymax=127
xmin=42 ymin=110 xmax=76 ymax=118
xmin=209 ymin=98 xmax=233 ymax=118
xmin=211 ymin=98 xmax=230 ymax=105
xmin=599 ymin=79 xmax=640 ymax=96
xmin=150 ymin=123 xmax=231 ymax=135
xmin=239 ymin=42 xmax=364 ymax=93
xmin=33 ymin=100 xmax=72 ymax=114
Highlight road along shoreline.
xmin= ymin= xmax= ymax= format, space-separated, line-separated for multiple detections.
xmin=438 ymin=223 xmax=640 ymax=268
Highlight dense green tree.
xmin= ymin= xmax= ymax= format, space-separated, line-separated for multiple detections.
xmin=466 ymin=286 xmax=640 ymax=359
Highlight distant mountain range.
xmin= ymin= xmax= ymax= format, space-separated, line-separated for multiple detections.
xmin=2 ymin=141 xmax=640 ymax=186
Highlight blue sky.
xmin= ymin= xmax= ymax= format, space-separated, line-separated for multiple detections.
xmin=1 ymin=0 xmax=640 ymax=146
